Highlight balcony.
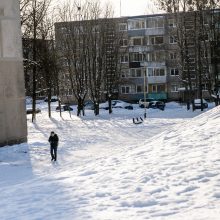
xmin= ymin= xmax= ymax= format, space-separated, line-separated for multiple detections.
xmin=129 ymin=46 xmax=148 ymax=53
xmin=144 ymin=28 xmax=165 ymax=36
xmin=147 ymin=76 xmax=167 ymax=84
xmin=141 ymin=61 xmax=166 ymax=67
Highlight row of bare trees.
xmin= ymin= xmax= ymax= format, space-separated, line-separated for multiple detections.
xmin=56 ymin=1 xmax=124 ymax=116
xmin=20 ymin=0 xmax=60 ymax=121
xmin=20 ymin=0 xmax=124 ymax=120
xmin=156 ymin=0 xmax=220 ymax=111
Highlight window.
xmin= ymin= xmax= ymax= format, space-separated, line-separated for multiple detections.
xmin=121 ymin=86 xmax=130 ymax=94
xmin=168 ymin=19 xmax=176 ymax=27
xmin=92 ymin=25 xmax=100 ymax=33
xmin=183 ymin=66 xmax=195 ymax=71
xmin=152 ymin=85 xmax=157 ymax=92
xmin=136 ymin=85 xmax=143 ymax=93
xmin=60 ymin=27 xmax=67 ymax=33
xmin=147 ymin=51 xmax=165 ymax=62
xmin=121 ymin=71 xmax=126 ymax=78
xmin=146 ymin=17 xmax=164 ymax=28
xmin=170 ymin=68 xmax=179 ymax=76
xmin=150 ymin=36 xmax=164 ymax=45
xmin=131 ymin=69 xmax=136 ymax=77
xmin=148 ymin=68 xmax=153 ymax=76
xmin=132 ymin=38 xmax=143 ymax=46
xmin=157 ymin=84 xmax=165 ymax=92
xmin=202 ymin=83 xmax=208 ymax=91
xmin=192 ymin=82 xmax=196 ymax=88
xmin=148 ymin=68 xmax=166 ymax=76
xmin=130 ymin=68 xmax=145 ymax=77
xmin=151 ymin=84 xmax=166 ymax=92
xmin=191 ymin=74 xmax=196 ymax=79
xmin=129 ymin=20 xmax=145 ymax=30
xmin=121 ymin=70 xmax=130 ymax=78
xmin=157 ymin=18 xmax=164 ymax=28
xmin=120 ymin=39 xmax=128 ymax=47
xmin=170 ymin=36 xmax=177 ymax=44
xmin=121 ymin=54 xmax=129 ymax=63
xmin=129 ymin=53 xmax=145 ymax=62
xmin=146 ymin=18 xmax=155 ymax=28
xmin=171 ymin=84 xmax=179 ymax=92
xmin=202 ymin=50 xmax=208 ymax=58
xmin=67 ymin=89 xmax=73 ymax=96
xmin=119 ymin=23 xmax=127 ymax=31
xmin=136 ymin=69 xmax=142 ymax=77
xmin=169 ymin=51 xmax=177 ymax=60
xmin=203 ymin=15 xmax=209 ymax=25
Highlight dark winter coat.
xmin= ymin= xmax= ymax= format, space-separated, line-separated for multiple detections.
xmin=48 ymin=134 xmax=59 ymax=147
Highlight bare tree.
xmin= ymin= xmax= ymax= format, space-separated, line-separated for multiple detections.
xmin=20 ymin=0 xmax=52 ymax=122
xmin=156 ymin=0 xmax=220 ymax=110
xmin=208 ymin=4 xmax=220 ymax=105
xmin=103 ymin=19 xmax=125 ymax=114
xmin=85 ymin=2 xmax=108 ymax=116
xmin=37 ymin=13 xmax=61 ymax=118
xmin=20 ymin=0 xmax=30 ymax=26
xmin=56 ymin=1 xmax=89 ymax=116
xmin=56 ymin=0 xmax=123 ymax=116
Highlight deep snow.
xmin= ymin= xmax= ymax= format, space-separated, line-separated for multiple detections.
xmin=1 ymin=102 xmax=220 ymax=220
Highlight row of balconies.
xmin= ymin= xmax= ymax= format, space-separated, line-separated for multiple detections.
xmin=128 ymin=44 xmax=177 ymax=53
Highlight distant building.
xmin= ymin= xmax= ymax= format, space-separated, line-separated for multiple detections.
xmin=23 ymin=38 xmax=56 ymax=98
xmin=55 ymin=11 xmax=220 ymax=104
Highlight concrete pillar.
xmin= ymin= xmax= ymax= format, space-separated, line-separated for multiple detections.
xmin=0 ymin=0 xmax=27 ymax=147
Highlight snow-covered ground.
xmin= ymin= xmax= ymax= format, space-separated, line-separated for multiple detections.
xmin=1 ymin=101 xmax=220 ymax=220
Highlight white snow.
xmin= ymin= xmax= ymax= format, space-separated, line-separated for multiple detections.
xmin=1 ymin=101 xmax=220 ymax=220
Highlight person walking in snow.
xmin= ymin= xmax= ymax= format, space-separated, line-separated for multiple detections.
xmin=48 ymin=131 xmax=59 ymax=161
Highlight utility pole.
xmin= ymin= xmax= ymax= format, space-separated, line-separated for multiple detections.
xmin=144 ymin=65 xmax=147 ymax=118
xmin=120 ymin=0 xmax=121 ymax=17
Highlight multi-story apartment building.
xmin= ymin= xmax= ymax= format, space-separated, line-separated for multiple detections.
xmin=118 ymin=14 xmax=171 ymax=102
xmin=55 ymin=11 xmax=220 ymax=104
xmin=119 ymin=14 xmax=209 ymax=102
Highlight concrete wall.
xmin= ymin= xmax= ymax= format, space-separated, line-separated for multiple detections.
xmin=0 ymin=0 xmax=27 ymax=147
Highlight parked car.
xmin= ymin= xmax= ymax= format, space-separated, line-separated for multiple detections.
xmin=84 ymin=100 xmax=94 ymax=110
xmin=56 ymin=105 xmax=73 ymax=112
xmin=148 ymin=101 xmax=165 ymax=111
xmin=113 ymin=100 xmax=133 ymax=110
xmin=26 ymin=108 xmax=41 ymax=114
xmin=99 ymin=100 xmax=118 ymax=110
xmin=26 ymin=97 xmax=44 ymax=104
xmin=194 ymin=99 xmax=208 ymax=109
xmin=84 ymin=100 xmax=111 ymax=110
xmin=99 ymin=101 xmax=110 ymax=110
xmin=139 ymin=98 xmax=155 ymax=108
xmin=44 ymin=96 xmax=58 ymax=102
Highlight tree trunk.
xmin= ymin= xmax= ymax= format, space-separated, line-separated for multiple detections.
xmin=94 ymin=102 xmax=99 ymax=116
xmin=48 ymin=88 xmax=52 ymax=117
xmin=77 ymin=97 xmax=85 ymax=116
xmin=108 ymin=95 xmax=112 ymax=114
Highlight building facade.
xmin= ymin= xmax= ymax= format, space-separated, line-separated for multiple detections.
xmin=118 ymin=12 xmax=217 ymax=102
xmin=55 ymin=11 xmax=220 ymax=104
xmin=0 ymin=0 xmax=27 ymax=147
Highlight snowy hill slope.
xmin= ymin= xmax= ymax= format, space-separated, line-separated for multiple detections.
xmin=116 ymin=106 xmax=220 ymax=219
xmin=0 ymin=103 xmax=220 ymax=220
